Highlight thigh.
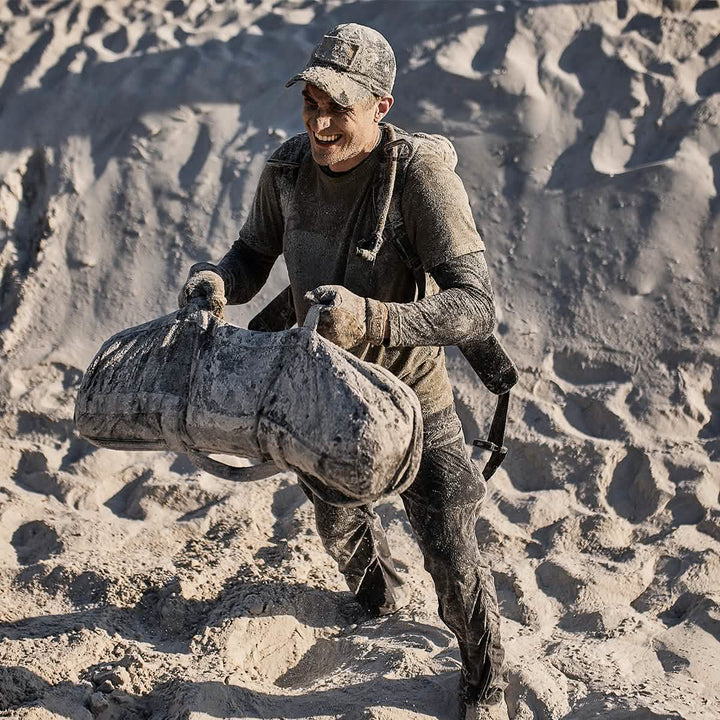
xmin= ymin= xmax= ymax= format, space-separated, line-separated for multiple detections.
xmin=401 ymin=437 xmax=487 ymax=566
xmin=298 ymin=474 xmax=377 ymax=542
xmin=404 ymin=435 xmax=487 ymax=511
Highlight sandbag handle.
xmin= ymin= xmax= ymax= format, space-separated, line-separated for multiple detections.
xmin=185 ymin=451 xmax=281 ymax=482
xmin=303 ymin=304 xmax=322 ymax=332
xmin=162 ymin=310 xmax=280 ymax=483
xmin=178 ymin=301 xmax=322 ymax=482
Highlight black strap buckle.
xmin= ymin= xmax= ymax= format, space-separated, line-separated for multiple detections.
xmin=384 ymin=138 xmax=413 ymax=158
xmin=472 ymin=439 xmax=508 ymax=456
xmin=472 ymin=391 xmax=511 ymax=480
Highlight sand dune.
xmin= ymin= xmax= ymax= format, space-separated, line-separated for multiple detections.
xmin=1 ymin=0 xmax=719 ymax=718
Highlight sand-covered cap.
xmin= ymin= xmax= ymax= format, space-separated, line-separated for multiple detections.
xmin=286 ymin=23 xmax=396 ymax=107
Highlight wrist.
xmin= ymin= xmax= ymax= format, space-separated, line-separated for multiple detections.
xmin=189 ymin=261 xmax=223 ymax=280
xmin=189 ymin=262 xmax=230 ymax=295
xmin=365 ymin=298 xmax=389 ymax=345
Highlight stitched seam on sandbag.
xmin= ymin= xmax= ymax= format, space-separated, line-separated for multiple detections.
xmin=253 ymin=332 xmax=295 ymax=462
xmin=161 ymin=311 xmax=205 ymax=454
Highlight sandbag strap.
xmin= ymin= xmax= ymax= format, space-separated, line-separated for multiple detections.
xmin=164 ymin=405 xmax=282 ymax=483
xmin=303 ymin=304 xmax=322 ymax=331
xmin=185 ymin=451 xmax=280 ymax=482
xmin=161 ymin=308 xmax=283 ymax=483
xmin=473 ymin=391 xmax=510 ymax=480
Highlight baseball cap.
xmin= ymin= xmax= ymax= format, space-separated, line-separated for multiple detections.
xmin=286 ymin=23 xmax=396 ymax=107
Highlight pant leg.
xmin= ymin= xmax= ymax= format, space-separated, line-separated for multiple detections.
xmin=298 ymin=478 xmax=405 ymax=615
xmin=294 ymin=394 xmax=460 ymax=612
xmin=401 ymin=433 xmax=506 ymax=705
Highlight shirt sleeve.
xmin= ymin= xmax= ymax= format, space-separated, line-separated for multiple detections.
xmin=216 ymin=163 xmax=285 ymax=304
xmin=401 ymin=150 xmax=485 ymax=271
xmin=385 ymin=251 xmax=496 ymax=347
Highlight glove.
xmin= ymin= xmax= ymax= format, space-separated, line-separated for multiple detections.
xmin=178 ymin=263 xmax=227 ymax=318
xmin=304 ymin=285 xmax=388 ymax=349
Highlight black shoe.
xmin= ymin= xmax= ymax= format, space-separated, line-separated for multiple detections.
xmin=461 ymin=697 xmax=509 ymax=720
xmin=362 ymin=585 xmax=410 ymax=617
xmin=459 ymin=675 xmax=508 ymax=720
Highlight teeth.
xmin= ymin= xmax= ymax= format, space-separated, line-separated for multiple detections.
xmin=315 ymin=133 xmax=341 ymax=143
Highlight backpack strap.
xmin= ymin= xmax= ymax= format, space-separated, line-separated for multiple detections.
xmin=383 ymin=126 xmax=427 ymax=300
xmin=380 ymin=125 xmax=516 ymax=480
xmin=353 ymin=125 xmax=403 ymax=262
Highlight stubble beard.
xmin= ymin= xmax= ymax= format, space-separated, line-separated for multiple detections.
xmin=309 ymin=139 xmax=355 ymax=169
xmin=308 ymin=126 xmax=380 ymax=171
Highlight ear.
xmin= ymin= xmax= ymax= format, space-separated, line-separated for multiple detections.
xmin=374 ymin=95 xmax=394 ymax=123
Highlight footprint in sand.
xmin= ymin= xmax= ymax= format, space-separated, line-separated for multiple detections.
xmin=103 ymin=26 xmax=129 ymax=54
xmin=553 ymin=350 xmax=631 ymax=386
xmin=534 ymin=559 xmax=583 ymax=607
xmin=11 ymin=520 xmax=64 ymax=565
xmin=623 ymin=13 xmax=663 ymax=45
xmin=503 ymin=435 xmax=607 ymax=493
xmin=492 ymin=570 xmax=527 ymax=624
xmin=12 ymin=449 xmax=65 ymax=500
xmin=606 ymin=447 xmax=674 ymax=522
xmin=667 ymin=489 xmax=707 ymax=525
xmin=562 ymin=392 xmax=630 ymax=441
xmin=654 ymin=642 xmax=691 ymax=673
xmin=274 ymin=635 xmax=362 ymax=689
xmin=550 ymin=351 xmax=634 ymax=441
xmin=269 ymin=479 xmax=307 ymax=542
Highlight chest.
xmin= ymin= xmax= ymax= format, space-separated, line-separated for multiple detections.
xmin=281 ymin=164 xmax=417 ymax=304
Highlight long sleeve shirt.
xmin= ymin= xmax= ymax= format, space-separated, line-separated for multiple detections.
xmin=216 ymin=128 xmax=496 ymax=415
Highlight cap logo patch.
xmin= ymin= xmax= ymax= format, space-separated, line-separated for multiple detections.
xmin=313 ymin=35 xmax=359 ymax=71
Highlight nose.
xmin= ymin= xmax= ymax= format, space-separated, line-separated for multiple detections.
xmin=309 ymin=112 xmax=331 ymax=133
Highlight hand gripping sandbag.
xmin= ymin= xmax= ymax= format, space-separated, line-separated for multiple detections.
xmin=74 ymin=304 xmax=423 ymax=505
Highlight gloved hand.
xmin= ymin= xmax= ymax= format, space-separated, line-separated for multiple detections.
xmin=304 ymin=285 xmax=388 ymax=349
xmin=178 ymin=264 xmax=227 ymax=318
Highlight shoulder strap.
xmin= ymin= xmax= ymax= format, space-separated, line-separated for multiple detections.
xmin=383 ymin=126 xmax=516 ymax=480
xmin=382 ymin=126 xmax=427 ymax=298
xmin=266 ymin=132 xmax=311 ymax=168
xmin=473 ymin=392 xmax=510 ymax=480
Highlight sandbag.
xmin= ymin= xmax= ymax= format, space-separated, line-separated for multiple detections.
xmin=74 ymin=305 xmax=423 ymax=505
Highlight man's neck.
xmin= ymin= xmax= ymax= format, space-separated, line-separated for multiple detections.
xmin=324 ymin=127 xmax=383 ymax=176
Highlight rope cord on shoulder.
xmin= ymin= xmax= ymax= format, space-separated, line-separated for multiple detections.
xmin=355 ymin=125 xmax=401 ymax=262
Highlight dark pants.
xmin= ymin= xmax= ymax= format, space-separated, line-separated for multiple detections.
xmin=299 ymin=407 xmax=506 ymax=704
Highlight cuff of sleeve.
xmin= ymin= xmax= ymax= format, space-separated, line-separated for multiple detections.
xmin=365 ymin=298 xmax=389 ymax=346
xmin=384 ymin=302 xmax=405 ymax=347
xmin=190 ymin=262 xmax=231 ymax=297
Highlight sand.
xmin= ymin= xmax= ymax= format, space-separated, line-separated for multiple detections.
xmin=0 ymin=0 xmax=719 ymax=718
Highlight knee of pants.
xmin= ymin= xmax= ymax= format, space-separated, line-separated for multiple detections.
xmin=407 ymin=438 xmax=488 ymax=510
xmin=419 ymin=528 xmax=483 ymax=575
xmin=315 ymin=504 xmax=375 ymax=544
xmin=406 ymin=496 xmax=484 ymax=563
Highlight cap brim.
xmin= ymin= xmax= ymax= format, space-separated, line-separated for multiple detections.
xmin=286 ymin=65 xmax=373 ymax=108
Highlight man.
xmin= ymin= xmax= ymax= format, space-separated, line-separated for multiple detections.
xmin=179 ymin=23 xmax=508 ymax=720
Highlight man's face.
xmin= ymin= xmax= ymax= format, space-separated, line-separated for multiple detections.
xmin=302 ymin=83 xmax=391 ymax=173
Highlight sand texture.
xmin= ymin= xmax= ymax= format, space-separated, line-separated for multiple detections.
xmin=1 ymin=0 xmax=719 ymax=718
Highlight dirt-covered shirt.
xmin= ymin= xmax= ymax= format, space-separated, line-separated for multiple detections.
xmin=217 ymin=127 xmax=494 ymax=416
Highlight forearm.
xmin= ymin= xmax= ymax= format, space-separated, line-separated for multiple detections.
xmin=215 ymin=239 xmax=276 ymax=305
xmin=385 ymin=252 xmax=495 ymax=347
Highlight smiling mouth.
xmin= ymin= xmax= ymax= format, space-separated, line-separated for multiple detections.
xmin=313 ymin=132 xmax=341 ymax=146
